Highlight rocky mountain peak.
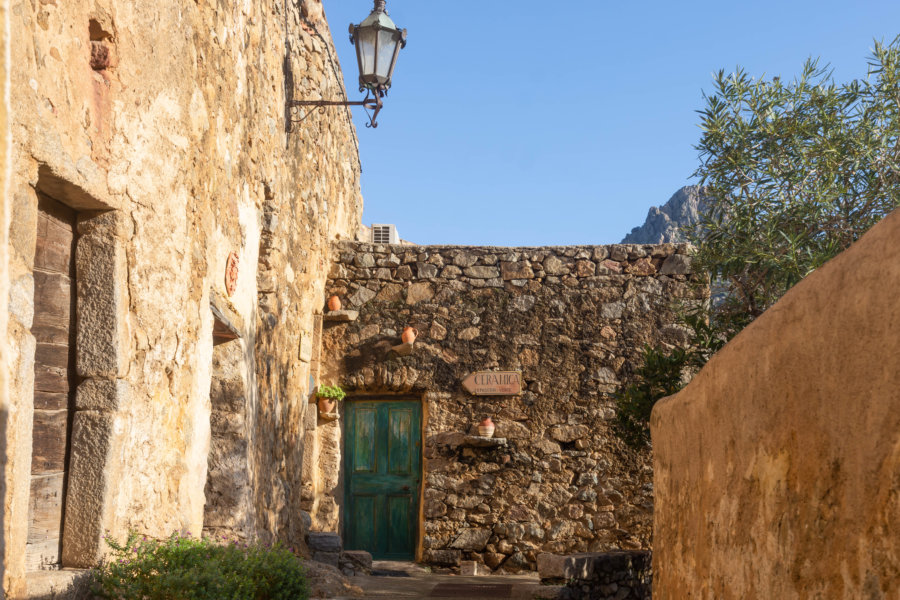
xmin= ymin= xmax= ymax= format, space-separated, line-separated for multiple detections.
xmin=622 ymin=186 xmax=708 ymax=244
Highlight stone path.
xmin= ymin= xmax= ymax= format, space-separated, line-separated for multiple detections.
xmin=335 ymin=562 xmax=564 ymax=600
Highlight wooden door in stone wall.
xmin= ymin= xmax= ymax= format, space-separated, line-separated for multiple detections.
xmin=344 ymin=398 xmax=422 ymax=560
xmin=27 ymin=194 xmax=77 ymax=570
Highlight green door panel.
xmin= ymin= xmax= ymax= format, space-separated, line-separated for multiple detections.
xmin=388 ymin=408 xmax=412 ymax=475
xmin=349 ymin=495 xmax=376 ymax=552
xmin=352 ymin=407 xmax=377 ymax=473
xmin=386 ymin=494 xmax=414 ymax=556
xmin=344 ymin=399 xmax=421 ymax=560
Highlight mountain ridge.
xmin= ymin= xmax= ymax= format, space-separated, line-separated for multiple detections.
xmin=622 ymin=186 xmax=708 ymax=244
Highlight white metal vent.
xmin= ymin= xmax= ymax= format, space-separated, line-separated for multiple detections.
xmin=371 ymin=224 xmax=399 ymax=245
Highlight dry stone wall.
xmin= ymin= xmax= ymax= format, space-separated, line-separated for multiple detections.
xmin=320 ymin=242 xmax=704 ymax=573
xmin=5 ymin=0 xmax=361 ymax=593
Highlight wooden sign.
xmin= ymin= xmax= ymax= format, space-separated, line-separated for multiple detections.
xmin=462 ymin=371 xmax=523 ymax=396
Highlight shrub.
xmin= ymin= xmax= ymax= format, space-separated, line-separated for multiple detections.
xmin=316 ymin=385 xmax=346 ymax=402
xmin=615 ymin=345 xmax=692 ymax=448
xmin=615 ymin=306 xmax=725 ymax=448
xmin=693 ymin=37 xmax=900 ymax=337
xmin=91 ymin=532 xmax=309 ymax=600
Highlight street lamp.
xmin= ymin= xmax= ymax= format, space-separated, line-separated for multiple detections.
xmin=289 ymin=0 xmax=407 ymax=129
xmin=351 ymin=0 xmax=407 ymax=95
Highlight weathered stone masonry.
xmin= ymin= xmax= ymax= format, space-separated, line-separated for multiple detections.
xmin=5 ymin=0 xmax=362 ymax=595
xmin=317 ymin=242 xmax=703 ymax=572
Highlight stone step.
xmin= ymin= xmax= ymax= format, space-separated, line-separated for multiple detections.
xmin=26 ymin=569 xmax=91 ymax=599
xmin=308 ymin=531 xmax=343 ymax=568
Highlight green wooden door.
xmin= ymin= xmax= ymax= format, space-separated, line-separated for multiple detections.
xmin=344 ymin=399 xmax=422 ymax=560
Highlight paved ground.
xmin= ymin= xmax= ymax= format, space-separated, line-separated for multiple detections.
xmin=337 ymin=562 xmax=564 ymax=600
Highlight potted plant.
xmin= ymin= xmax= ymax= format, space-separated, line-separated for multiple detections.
xmin=316 ymin=385 xmax=346 ymax=416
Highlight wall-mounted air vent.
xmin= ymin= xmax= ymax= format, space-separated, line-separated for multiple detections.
xmin=371 ymin=224 xmax=399 ymax=245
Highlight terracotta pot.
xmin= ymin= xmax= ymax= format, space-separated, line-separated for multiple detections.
xmin=478 ymin=417 xmax=495 ymax=438
xmin=327 ymin=295 xmax=342 ymax=312
xmin=401 ymin=326 xmax=419 ymax=344
xmin=317 ymin=396 xmax=336 ymax=415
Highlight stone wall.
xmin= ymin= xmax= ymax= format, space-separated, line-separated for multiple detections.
xmin=0 ymin=0 xmax=11 ymax=592
xmin=319 ymin=242 xmax=704 ymax=572
xmin=652 ymin=209 xmax=900 ymax=599
xmin=539 ymin=551 xmax=652 ymax=600
xmin=5 ymin=0 xmax=361 ymax=594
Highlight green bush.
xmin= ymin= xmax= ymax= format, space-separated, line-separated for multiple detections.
xmin=693 ymin=37 xmax=900 ymax=337
xmin=91 ymin=532 xmax=309 ymax=600
xmin=615 ymin=307 xmax=725 ymax=448
xmin=615 ymin=345 xmax=691 ymax=448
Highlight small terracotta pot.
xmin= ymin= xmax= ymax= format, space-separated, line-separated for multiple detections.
xmin=478 ymin=417 xmax=495 ymax=438
xmin=317 ymin=396 xmax=336 ymax=415
xmin=401 ymin=326 xmax=419 ymax=344
xmin=327 ymin=296 xmax=342 ymax=312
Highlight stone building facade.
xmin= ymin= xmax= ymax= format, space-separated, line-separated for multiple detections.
xmin=3 ymin=0 xmax=361 ymax=595
xmin=311 ymin=242 xmax=703 ymax=572
xmin=2 ymin=0 xmax=712 ymax=591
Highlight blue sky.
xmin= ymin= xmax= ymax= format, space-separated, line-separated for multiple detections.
xmin=321 ymin=1 xmax=900 ymax=246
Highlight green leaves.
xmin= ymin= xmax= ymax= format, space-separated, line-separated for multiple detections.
xmin=614 ymin=37 xmax=900 ymax=449
xmin=317 ymin=384 xmax=347 ymax=401
xmin=614 ymin=305 xmax=727 ymax=449
xmin=91 ymin=532 xmax=310 ymax=600
xmin=693 ymin=36 xmax=900 ymax=335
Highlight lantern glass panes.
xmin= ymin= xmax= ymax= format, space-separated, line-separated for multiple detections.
xmin=376 ymin=29 xmax=398 ymax=79
xmin=351 ymin=5 xmax=406 ymax=92
xmin=357 ymin=27 xmax=377 ymax=76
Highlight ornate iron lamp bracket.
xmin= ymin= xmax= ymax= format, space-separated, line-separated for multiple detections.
xmin=287 ymin=89 xmax=384 ymax=128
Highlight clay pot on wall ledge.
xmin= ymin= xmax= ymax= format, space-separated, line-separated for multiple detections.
xmin=478 ymin=417 xmax=495 ymax=438
xmin=327 ymin=295 xmax=342 ymax=312
xmin=317 ymin=397 xmax=336 ymax=416
xmin=401 ymin=326 xmax=419 ymax=344
xmin=315 ymin=385 xmax=346 ymax=420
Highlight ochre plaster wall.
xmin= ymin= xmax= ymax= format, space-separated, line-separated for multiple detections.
xmin=5 ymin=0 xmax=361 ymax=593
xmin=319 ymin=242 xmax=705 ymax=572
xmin=652 ymin=209 xmax=900 ymax=599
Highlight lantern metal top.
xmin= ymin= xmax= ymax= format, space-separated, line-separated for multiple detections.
xmin=350 ymin=0 xmax=407 ymax=94
xmin=359 ymin=3 xmax=396 ymax=29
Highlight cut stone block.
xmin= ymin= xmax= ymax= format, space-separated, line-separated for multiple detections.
xmin=308 ymin=531 xmax=342 ymax=553
xmin=460 ymin=560 xmax=489 ymax=576
xmin=537 ymin=553 xmax=599 ymax=581
xmin=312 ymin=551 xmax=340 ymax=569
xmin=324 ymin=310 xmax=359 ymax=322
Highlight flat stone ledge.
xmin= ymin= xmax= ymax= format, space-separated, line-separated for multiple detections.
xmin=461 ymin=435 xmax=508 ymax=448
xmin=390 ymin=341 xmax=414 ymax=356
xmin=325 ymin=310 xmax=359 ymax=322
